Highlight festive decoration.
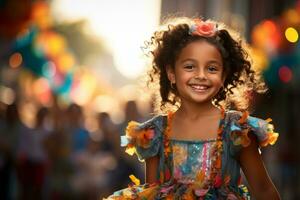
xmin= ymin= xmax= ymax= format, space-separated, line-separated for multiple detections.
xmin=3 ymin=1 xmax=82 ymax=105
xmin=189 ymin=19 xmax=218 ymax=37
xmin=251 ymin=1 xmax=300 ymax=88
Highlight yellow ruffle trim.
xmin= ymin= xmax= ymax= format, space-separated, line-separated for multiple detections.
xmin=231 ymin=112 xmax=279 ymax=148
xmin=124 ymin=121 xmax=155 ymax=156
xmin=129 ymin=174 xmax=140 ymax=186
xmin=259 ymin=123 xmax=279 ymax=147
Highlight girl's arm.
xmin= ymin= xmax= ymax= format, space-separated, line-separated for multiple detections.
xmin=145 ymin=155 xmax=159 ymax=183
xmin=238 ymin=134 xmax=281 ymax=200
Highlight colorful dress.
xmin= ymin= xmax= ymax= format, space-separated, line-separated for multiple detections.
xmin=105 ymin=110 xmax=278 ymax=200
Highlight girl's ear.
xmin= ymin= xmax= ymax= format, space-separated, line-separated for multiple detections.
xmin=166 ymin=65 xmax=175 ymax=83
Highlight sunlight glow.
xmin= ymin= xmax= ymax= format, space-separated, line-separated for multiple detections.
xmin=51 ymin=0 xmax=161 ymax=79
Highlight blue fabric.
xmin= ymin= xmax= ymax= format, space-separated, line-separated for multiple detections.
xmin=72 ymin=128 xmax=89 ymax=152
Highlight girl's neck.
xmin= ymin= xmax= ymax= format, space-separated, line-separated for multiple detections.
xmin=176 ymin=101 xmax=220 ymax=120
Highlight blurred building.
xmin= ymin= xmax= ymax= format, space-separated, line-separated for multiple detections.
xmin=161 ymin=0 xmax=296 ymax=39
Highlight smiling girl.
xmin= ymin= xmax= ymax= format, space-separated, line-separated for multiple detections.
xmin=105 ymin=17 xmax=280 ymax=200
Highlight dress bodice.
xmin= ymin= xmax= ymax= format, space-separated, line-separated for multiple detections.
xmin=171 ymin=139 xmax=217 ymax=183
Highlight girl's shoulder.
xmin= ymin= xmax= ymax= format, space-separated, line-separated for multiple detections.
xmin=120 ymin=114 xmax=167 ymax=161
xmin=223 ymin=110 xmax=279 ymax=155
xmin=136 ymin=114 xmax=167 ymax=132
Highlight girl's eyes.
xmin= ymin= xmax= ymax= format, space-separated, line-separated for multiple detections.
xmin=183 ymin=64 xmax=195 ymax=70
xmin=207 ymin=65 xmax=218 ymax=73
xmin=182 ymin=64 xmax=221 ymax=72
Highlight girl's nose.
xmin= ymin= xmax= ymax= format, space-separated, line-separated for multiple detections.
xmin=195 ymin=68 xmax=207 ymax=80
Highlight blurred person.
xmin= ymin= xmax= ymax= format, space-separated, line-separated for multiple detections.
xmin=278 ymin=139 xmax=298 ymax=199
xmin=65 ymin=103 xmax=90 ymax=155
xmin=122 ymin=101 xmax=147 ymax=177
xmin=105 ymin=17 xmax=280 ymax=199
xmin=0 ymin=103 xmax=30 ymax=200
xmin=96 ymin=112 xmax=137 ymax=193
xmin=43 ymin=102 xmax=93 ymax=199
xmin=51 ymin=95 xmax=67 ymax=132
xmin=16 ymin=107 xmax=51 ymax=200
xmin=122 ymin=100 xmax=145 ymax=126
xmin=0 ymin=103 xmax=11 ymax=200
xmin=116 ymin=101 xmax=146 ymax=185
xmin=98 ymin=112 xmax=120 ymax=155
xmin=43 ymin=128 xmax=74 ymax=200
xmin=70 ymin=138 xmax=117 ymax=200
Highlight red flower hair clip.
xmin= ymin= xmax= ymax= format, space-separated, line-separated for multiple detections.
xmin=189 ymin=19 xmax=218 ymax=37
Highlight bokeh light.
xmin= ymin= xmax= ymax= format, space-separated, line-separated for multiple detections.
xmin=56 ymin=52 xmax=75 ymax=73
xmin=9 ymin=52 xmax=23 ymax=68
xmin=33 ymin=77 xmax=52 ymax=105
xmin=251 ymin=19 xmax=281 ymax=53
xmin=32 ymin=1 xmax=52 ymax=29
xmin=263 ymin=20 xmax=277 ymax=34
xmin=285 ymin=27 xmax=299 ymax=43
xmin=278 ymin=66 xmax=293 ymax=83
xmin=0 ymin=86 xmax=16 ymax=105
xmin=42 ymin=61 xmax=56 ymax=77
xmin=283 ymin=9 xmax=300 ymax=24
xmin=36 ymin=32 xmax=66 ymax=57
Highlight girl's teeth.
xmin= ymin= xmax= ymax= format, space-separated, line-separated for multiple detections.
xmin=191 ymin=85 xmax=208 ymax=90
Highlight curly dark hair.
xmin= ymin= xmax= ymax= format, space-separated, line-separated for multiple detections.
xmin=145 ymin=18 xmax=266 ymax=113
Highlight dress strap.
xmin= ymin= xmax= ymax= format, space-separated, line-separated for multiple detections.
xmin=208 ymin=107 xmax=225 ymax=185
xmin=157 ymin=113 xmax=173 ymax=183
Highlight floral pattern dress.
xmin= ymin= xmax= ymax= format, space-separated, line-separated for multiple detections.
xmin=104 ymin=110 xmax=278 ymax=200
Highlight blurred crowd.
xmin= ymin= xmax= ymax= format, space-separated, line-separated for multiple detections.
xmin=0 ymin=99 xmax=148 ymax=200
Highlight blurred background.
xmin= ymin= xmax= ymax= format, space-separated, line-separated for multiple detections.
xmin=0 ymin=0 xmax=299 ymax=199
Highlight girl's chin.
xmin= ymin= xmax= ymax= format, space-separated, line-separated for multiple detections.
xmin=178 ymin=89 xmax=218 ymax=104
xmin=188 ymin=94 xmax=218 ymax=104
xmin=184 ymin=96 xmax=214 ymax=104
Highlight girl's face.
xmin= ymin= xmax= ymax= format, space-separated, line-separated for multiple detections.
xmin=167 ymin=40 xmax=225 ymax=105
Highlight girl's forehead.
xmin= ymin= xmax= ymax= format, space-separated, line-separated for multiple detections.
xmin=176 ymin=40 xmax=223 ymax=64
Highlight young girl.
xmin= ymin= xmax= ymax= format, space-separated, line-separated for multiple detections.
xmin=105 ymin=17 xmax=280 ymax=199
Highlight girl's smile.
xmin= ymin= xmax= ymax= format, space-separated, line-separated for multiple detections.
xmin=189 ymin=83 xmax=210 ymax=93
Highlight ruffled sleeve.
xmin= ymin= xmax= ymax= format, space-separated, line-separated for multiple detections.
xmin=120 ymin=115 xmax=165 ymax=161
xmin=226 ymin=111 xmax=279 ymax=157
